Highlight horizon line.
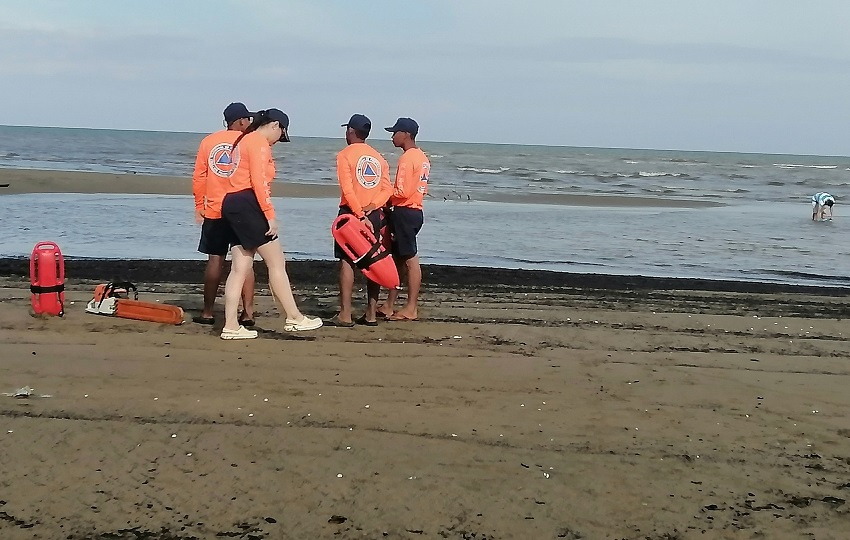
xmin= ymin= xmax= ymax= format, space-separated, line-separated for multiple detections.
xmin=2 ymin=123 xmax=849 ymax=160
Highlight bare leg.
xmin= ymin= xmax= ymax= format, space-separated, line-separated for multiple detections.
xmin=256 ymin=238 xmax=302 ymax=321
xmin=338 ymin=259 xmax=355 ymax=323
xmin=390 ymin=255 xmax=422 ymax=321
xmin=393 ymin=255 xmax=421 ymax=320
xmin=240 ymin=268 xmax=255 ymax=320
xmin=223 ymin=246 xmax=255 ymax=331
xmin=201 ymin=255 xmax=225 ymax=319
xmin=364 ymin=279 xmax=380 ymax=323
xmin=378 ymin=257 xmax=407 ymax=317
xmin=377 ymin=288 xmax=397 ymax=318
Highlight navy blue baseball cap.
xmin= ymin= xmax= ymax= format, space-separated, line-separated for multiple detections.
xmin=261 ymin=108 xmax=290 ymax=142
xmin=342 ymin=114 xmax=371 ymax=133
xmin=385 ymin=117 xmax=419 ymax=136
xmin=223 ymin=102 xmax=255 ymax=125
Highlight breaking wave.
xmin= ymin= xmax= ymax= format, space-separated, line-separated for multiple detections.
xmin=457 ymin=166 xmax=510 ymax=174
xmin=774 ymin=163 xmax=838 ymax=169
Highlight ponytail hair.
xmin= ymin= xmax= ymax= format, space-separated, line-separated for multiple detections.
xmin=231 ymin=110 xmax=275 ymax=151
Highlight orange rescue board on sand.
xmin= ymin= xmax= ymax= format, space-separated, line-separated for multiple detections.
xmin=30 ymin=241 xmax=65 ymax=316
xmin=114 ymin=299 xmax=185 ymax=326
xmin=332 ymin=214 xmax=399 ymax=289
xmin=84 ymin=282 xmax=184 ymax=325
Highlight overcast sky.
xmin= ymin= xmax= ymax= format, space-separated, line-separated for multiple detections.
xmin=2 ymin=1 xmax=848 ymax=155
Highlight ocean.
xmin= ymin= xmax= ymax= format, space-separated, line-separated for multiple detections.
xmin=1 ymin=125 xmax=849 ymax=287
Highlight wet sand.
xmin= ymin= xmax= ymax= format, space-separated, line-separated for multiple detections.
xmin=2 ymin=261 xmax=850 ymax=539
xmin=0 ymin=168 xmax=720 ymax=207
xmin=0 ymin=168 xmax=338 ymax=199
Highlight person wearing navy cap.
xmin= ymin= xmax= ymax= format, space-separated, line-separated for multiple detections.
xmin=329 ymin=114 xmax=392 ymax=327
xmin=376 ymin=117 xmax=429 ymax=321
xmin=191 ymin=102 xmax=258 ymax=326
xmin=222 ymin=102 xmax=255 ymax=130
xmin=216 ymin=108 xmax=322 ymax=338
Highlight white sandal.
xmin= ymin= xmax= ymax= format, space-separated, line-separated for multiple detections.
xmin=220 ymin=325 xmax=258 ymax=340
xmin=284 ymin=315 xmax=323 ymax=332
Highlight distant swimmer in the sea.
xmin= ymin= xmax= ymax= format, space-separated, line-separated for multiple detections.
xmin=377 ymin=117 xmax=429 ymax=322
xmin=218 ymin=109 xmax=322 ymax=339
xmin=191 ymin=102 xmax=257 ymax=327
xmin=811 ymin=192 xmax=835 ymax=221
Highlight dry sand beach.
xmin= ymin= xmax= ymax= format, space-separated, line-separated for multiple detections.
xmin=2 ymin=264 xmax=850 ymax=540
xmin=1 ymin=171 xmax=850 ymax=539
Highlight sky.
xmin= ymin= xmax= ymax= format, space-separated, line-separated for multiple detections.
xmin=1 ymin=0 xmax=849 ymax=155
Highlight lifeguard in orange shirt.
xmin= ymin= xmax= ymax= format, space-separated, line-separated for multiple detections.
xmin=191 ymin=102 xmax=256 ymax=327
xmin=330 ymin=114 xmax=392 ymax=327
xmin=377 ymin=118 xmax=429 ymax=321
xmin=216 ymin=108 xmax=322 ymax=339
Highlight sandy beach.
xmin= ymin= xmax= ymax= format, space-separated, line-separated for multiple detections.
xmin=2 ymin=260 xmax=850 ymax=539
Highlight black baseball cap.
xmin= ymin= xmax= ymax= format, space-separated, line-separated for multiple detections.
xmin=385 ymin=117 xmax=419 ymax=136
xmin=262 ymin=108 xmax=290 ymax=142
xmin=223 ymin=102 xmax=255 ymax=125
xmin=342 ymin=114 xmax=371 ymax=134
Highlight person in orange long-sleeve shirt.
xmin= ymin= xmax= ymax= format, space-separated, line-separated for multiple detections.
xmin=330 ymin=114 xmax=392 ymax=327
xmin=191 ymin=102 xmax=256 ymax=326
xmin=217 ymin=108 xmax=322 ymax=339
xmin=377 ymin=117 xmax=429 ymax=321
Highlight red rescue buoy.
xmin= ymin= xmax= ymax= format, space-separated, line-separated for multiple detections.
xmin=332 ymin=214 xmax=399 ymax=289
xmin=30 ymin=241 xmax=65 ymax=316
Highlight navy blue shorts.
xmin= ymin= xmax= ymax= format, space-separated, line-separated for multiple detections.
xmin=198 ymin=218 xmax=236 ymax=256
xmin=221 ymin=189 xmax=277 ymax=251
xmin=333 ymin=206 xmax=384 ymax=261
xmin=388 ymin=206 xmax=423 ymax=258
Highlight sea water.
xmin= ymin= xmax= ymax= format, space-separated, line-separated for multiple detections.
xmin=1 ymin=126 xmax=849 ymax=287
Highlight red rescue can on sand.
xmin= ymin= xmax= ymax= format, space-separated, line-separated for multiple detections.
xmin=332 ymin=214 xmax=400 ymax=289
xmin=30 ymin=241 xmax=65 ymax=316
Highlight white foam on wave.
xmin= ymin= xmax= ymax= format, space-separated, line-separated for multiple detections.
xmin=555 ymin=170 xmax=583 ymax=174
xmin=457 ymin=166 xmax=510 ymax=174
xmin=639 ymin=171 xmax=683 ymax=177
xmin=774 ymin=163 xmax=838 ymax=169
xmin=624 ymin=160 xmax=639 ymax=164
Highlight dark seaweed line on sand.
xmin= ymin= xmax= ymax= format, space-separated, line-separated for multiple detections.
xmin=2 ymin=258 xmax=848 ymax=295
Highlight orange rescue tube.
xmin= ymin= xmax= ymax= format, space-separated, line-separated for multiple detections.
xmin=114 ymin=299 xmax=185 ymax=325
xmin=30 ymin=241 xmax=65 ymax=316
xmin=332 ymin=214 xmax=399 ymax=289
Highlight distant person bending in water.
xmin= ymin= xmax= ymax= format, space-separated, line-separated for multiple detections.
xmin=192 ymin=102 xmax=257 ymax=326
xmin=811 ymin=192 xmax=835 ymax=221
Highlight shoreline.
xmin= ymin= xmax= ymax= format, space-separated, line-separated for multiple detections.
xmin=6 ymin=257 xmax=850 ymax=319
xmin=0 ymin=168 xmax=722 ymax=208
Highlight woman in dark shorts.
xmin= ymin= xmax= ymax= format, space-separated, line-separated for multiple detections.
xmin=218 ymin=109 xmax=322 ymax=339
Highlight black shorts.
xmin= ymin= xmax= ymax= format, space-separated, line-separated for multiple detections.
xmin=198 ymin=218 xmax=236 ymax=256
xmin=221 ymin=189 xmax=276 ymax=251
xmin=333 ymin=206 xmax=385 ymax=260
xmin=388 ymin=206 xmax=423 ymax=258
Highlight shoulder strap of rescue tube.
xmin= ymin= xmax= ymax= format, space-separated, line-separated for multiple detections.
xmin=30 ymin=284 xmax=65 ymax=294
xmin=353 ymin=242 xmax=393 ymax=270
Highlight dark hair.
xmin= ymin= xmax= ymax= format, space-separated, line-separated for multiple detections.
xmin=826 ymin=199 xmax=834 ymax=206
xmin=353 ymin=128 xmax=370 ymax=140
xmin=231 ymin=110 xmax=276 ymax=151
